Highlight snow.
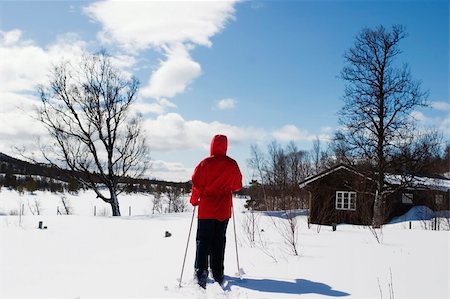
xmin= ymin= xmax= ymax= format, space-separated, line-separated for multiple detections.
xmin=385 ymin=174 xmax=450 ymax=192
xmin=389 ymin=205 xmax=450 ymax=225
xmin=1 ymin=188 xmax=449 ymax=299
xmin=389 ymin=206 xmax=435 ymax=223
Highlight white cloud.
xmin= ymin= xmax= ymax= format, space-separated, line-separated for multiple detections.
xmin=84 ymin=0 xmax=237 ymax=51
xmin=84 ymin=0 xmax=238 ymax=104
xmin=440 ymin=116 xmax=450 ymax=137
xmin=144 ymin=113 xmax=266 ymax=152
xmin=411 ymin=111 xmax=427 ymax=122
xmin=140 ymin=44 xmax=201 ymax=99
xmin=109 ymin=53 xmax=138 ymax=78
xmin=140 ymin=120 xmax=336 ymax=169
xmin=1 ymin=29 xmax=24 ymax=46
xmin=410 ymin=109 xmax=450 ymax=139
xmin=272 ymin=124 xmax=331 ymax=142
xmin=131 ymin=98 xmax=177 ymax=116
xmin=149 ymin=160 xmax=192 ymax=182
xmin=0 ymin=30 xmax=90 ymax=156
xmin=430 ymin=101 xmax=450 ymax=111
xmin=0 ymin=30 xmax=48 ymax=93
xmin=0 ymin=30 xmax=87 ymax=93
xmin=272 ymin=125 xmax=308 ymax=141
xmin=0 ymin=95 xmax=38 ymax=131
xmin=0 ymin=92 xmax=48 ymax=155
xmin=216 ymin=98 xmax=236 ymax=110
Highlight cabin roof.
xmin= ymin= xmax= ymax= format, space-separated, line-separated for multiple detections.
xmin=299 ymin=164 xmax=370 ymax=188
xmin=299 ymin=164 xmax=450 ymax=191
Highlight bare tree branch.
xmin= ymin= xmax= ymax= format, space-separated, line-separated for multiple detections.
xmin=37 ymin=51 xmax=150 ymax=216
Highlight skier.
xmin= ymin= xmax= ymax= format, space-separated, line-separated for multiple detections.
xmin=190 ymin=134 xmax=242 ymax=289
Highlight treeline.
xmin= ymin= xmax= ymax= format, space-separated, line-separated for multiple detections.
xmin=0 ymin=172 xmax=74 ymax=193
xmin=0 ymin=152 xmax=75 ymax=184
xmin=245 ymin=141 xmax=319 ymax=211
xmin=0 ymin=152 xmax=191 ymax=196
xmin=0 ymin=171 xmax=191 ymax=195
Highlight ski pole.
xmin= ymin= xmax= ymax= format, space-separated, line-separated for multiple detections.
xmin=179 ymin=206 xmax=196 ymax=288
xmin=232 ymin=203 xmax=242 ymax=278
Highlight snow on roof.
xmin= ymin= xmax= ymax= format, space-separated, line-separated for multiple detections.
xmin=299 ymin=163 xmax=450 ymax=191
xmin=299 ymin=164 xmax=369 ymax=188
xmin=385 ymin=174 xmax=450 ymax=191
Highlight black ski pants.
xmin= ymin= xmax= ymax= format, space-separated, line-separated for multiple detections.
xmin=194 ymin=219 xmax=229 ymax=280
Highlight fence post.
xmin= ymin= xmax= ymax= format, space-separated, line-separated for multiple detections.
xmin=94 ymin=206 xmax=97 ymax=216
xmin=19 ymin=204 xmax=24 ymax=225
xmin=129 ymin=206 xmax=131 ymax=217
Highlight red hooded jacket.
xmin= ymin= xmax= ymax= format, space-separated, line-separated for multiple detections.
xmin=190 ymin=135 xmax=242 ymax=220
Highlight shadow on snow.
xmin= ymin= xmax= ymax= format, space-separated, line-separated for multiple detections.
xmin=259 ymin=209 xmax=309 ymax=219
xmin=226 ymin=276 xmax=350 ymax=297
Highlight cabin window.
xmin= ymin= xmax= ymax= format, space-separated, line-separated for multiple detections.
xmin=402 ymin=193 xmax=413 ymax=204
xmin=435 ymin=194 xmax=444 ymax=206
xmin=336 ymin=191 xmax=356 ymax=210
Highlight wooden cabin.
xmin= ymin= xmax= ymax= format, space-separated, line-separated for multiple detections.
xmin=299 ymin=164 xmax=450 ymax=225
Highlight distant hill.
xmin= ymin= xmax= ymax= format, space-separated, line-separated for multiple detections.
xmin=0 ymin=152 xmax=72 ymax=181
xmin=0 ymin=152 xmax=191 ymax=191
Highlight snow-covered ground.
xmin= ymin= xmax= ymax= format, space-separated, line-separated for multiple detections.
xmin=0 ymin=188 xmax=449 ymax=299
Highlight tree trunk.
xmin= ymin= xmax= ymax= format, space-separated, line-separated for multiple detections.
xmin=372 ymin=189 xmax=384 ymax=228
xmin=110 ymin=192 xmax=121 ymax=216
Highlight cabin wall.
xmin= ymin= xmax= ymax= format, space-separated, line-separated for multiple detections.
xmin=386 ymin=189 xmax=450 ymax=221
xmin=307 ymin=169 xmax=376 ymax=225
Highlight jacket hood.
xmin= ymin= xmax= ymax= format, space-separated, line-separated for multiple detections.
xmin=210 ymin=134 xmax=228 ymax=156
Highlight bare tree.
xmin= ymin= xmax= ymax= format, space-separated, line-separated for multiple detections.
xmin=248 ymin=142 xmax=312 ymax=211
xmin=247 ymin=144 xmax=268 ymax=208
xmin=378 ymin=268 xmax=395 ymax=299
xmin=166 ymin=186 xmax=186 ymax=213
xmin=286 ymin=142 xmax=311 ymax=206
xmin=336 ymin=25 xmax=431 ymax=227
xmin=312 ymin=138 xmax=321 ymax=174
xmin=267 ymin=141 xmax=288 ymax=210
xmin=242 ymin=208 xmax=260 ymax=245
xmin=59 ymin=196 xmax=73 ymax=215
xmin=27 ymin=197 xmax=42 ymax=215
xmin=390 ymin=129 xmax=444 ymax=175
xmin=152 ymin=191 xmax=163 ymax=214
xmin=38 ymin=51 xmax=149 ymax=216
xmin=270 ymin=211 xmax=299 ymax=256
xmin=255 ymin=230 xmax=279 ymax=263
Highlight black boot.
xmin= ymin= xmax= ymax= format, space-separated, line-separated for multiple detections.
xmin=196 ymin=269 xmax=208 ymax=289
xmin=213 ymin=274 xmax=224 ymax=285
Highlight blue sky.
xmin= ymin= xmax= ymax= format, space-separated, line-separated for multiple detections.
xmin=0 ymin=0 xmax=448 ymax=183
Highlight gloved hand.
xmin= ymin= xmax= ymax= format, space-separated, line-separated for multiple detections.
xmin=191 ymin=200 xmax=199 ymax=207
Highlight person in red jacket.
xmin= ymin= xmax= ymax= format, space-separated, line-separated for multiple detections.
xmin=190 ymin=134 xmax=242 ymax=288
